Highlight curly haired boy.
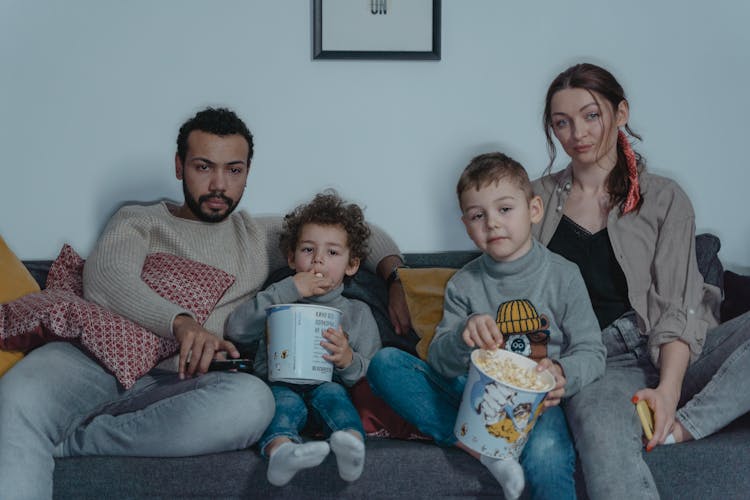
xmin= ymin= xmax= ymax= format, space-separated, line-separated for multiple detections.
xmin=226 ymin=190 xmax=380 ymax=486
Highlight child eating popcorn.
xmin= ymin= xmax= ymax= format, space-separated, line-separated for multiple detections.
xmin=226 ymin=191 xmax=380 ymax=486
xmin=367 ymin=152 xmax=605 ymax=499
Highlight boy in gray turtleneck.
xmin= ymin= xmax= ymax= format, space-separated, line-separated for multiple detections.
xmin=432 ymin=152 xmax=605 ymax=497
xmin=226 ymin=191 xmax=380 ymax=487
xmin=368 ymin=152 xmax=605 ymax=500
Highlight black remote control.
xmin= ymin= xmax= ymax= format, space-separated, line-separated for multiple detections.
xmin=207 ymin=359 xmax=254 ymax=373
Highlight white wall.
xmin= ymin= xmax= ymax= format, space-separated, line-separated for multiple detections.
xmin=2 ymin=0 xmax=748 ymax=273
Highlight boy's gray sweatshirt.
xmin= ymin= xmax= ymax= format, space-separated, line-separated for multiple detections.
xmin=428 ymin=239 xmax=605 ymax=397
xmin=226 ymin=277 xmax=381 ymax=387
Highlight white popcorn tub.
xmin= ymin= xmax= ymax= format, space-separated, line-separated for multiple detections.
xmin=265 ymin=304 xmax=341 ymax=384
xmin=454 ymin=349 xmax=555 ymax=459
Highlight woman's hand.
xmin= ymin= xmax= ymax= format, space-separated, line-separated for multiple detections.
xmin=633 ymin=385 xmax=680 ymax=452
xmin=462 ymin=314 xmax=503 ymax=350
xmin=538 ymin=358 xmax=566 ymax=410
xmin=634 ymin=339 xmax=690 ymax=451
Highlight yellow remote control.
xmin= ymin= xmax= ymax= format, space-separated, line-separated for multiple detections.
xmin=635 ymin=399 xmax=654 ymax=440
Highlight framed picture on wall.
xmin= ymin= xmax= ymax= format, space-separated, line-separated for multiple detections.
xmin=312 ymin=0 xmax=441 ymax=60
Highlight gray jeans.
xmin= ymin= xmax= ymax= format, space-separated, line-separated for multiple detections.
xmin=0 ymin=342 xmax=275 ymax=500
xmin=565 ymin=310 xmax=750 ymax=500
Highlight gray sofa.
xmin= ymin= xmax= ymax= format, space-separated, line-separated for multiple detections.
xmin=19 ymin=233 xmax=749 ymax=499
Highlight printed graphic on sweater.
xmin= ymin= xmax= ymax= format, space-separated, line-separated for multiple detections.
xmin=495 ymin=299 xmax=550 ymax=361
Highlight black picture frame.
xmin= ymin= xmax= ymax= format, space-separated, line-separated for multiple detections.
xmin=313 ymin=0 xmax=441 ymax=60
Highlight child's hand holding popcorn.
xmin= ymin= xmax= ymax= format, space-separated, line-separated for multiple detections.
xmin=293 ymin=270 xmax=334 ymax=298
xmin=462 ymin=314 xmax=504 ymax=350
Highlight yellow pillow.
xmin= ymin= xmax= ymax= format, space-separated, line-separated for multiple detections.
xmin=399 ymin=268 xmax=457 ymax=360
xmin=0 ymin=235 xmax=40 ymax=303
xmin=0 ymin=235 xmax=41 ymax=375
xmin=0 ymin=350 xmax=24 ymax=377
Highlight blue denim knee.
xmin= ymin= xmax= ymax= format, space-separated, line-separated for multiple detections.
xmin=520 ymin=405 xmax=576 ymax=500
xmin=308 ymin=382 xmax=364 ymax=439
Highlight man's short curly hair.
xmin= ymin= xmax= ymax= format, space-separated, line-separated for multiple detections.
xmin=176 ymin=107 xmax=254 ymax=165
xmin=280 ymin=190 xmax=371 ymax=262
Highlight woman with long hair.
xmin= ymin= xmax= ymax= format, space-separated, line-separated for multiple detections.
xmin=533 ymin=62 xmax=750 ymax=499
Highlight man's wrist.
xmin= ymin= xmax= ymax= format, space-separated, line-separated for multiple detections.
xmin=172 ymin=313 xmax=195 ymax=335
xmin=386 ymin=262 xmax=409 ymax=288
xmin=377 ymin=255 xmax=403 ymax=280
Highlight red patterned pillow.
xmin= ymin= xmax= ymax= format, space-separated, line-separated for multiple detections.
xmin=138 ymin=252 xmax=234 ymax=325
xmin=45 ymin=243 xmax=85 ymax=295
xmin=0 ymin=290 xmax=82 ymax=351
xmin=0 ymin=245 xmax=235 ymax=388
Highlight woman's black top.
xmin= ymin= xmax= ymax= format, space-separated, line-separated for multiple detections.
xmin=547 ymin=215 xmax=631 ymax=329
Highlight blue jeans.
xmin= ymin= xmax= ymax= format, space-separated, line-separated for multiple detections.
xmin=259 ymin=381 xmax=365 ymax=458
xmin=0 ymin=342 xmax=275 ymax=500
xmin=565 ymin=311 xmax=750 ymax=500
xmin=367 ymin=347 xmax=576 ymax=500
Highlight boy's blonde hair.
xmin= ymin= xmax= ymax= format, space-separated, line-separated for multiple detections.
xmin=456 ymin=152 xmax=533 ymax=208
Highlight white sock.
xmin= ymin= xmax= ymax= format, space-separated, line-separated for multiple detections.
xmin=266 ymin=441 xmax=330 ymax=487
xmin=479 ymin=454 xmax=525 ymax=500
xmin=330 ymin=430 xmax=365 ymax=482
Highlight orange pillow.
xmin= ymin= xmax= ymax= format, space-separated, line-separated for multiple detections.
xmin=0 ymin=350 xmax=24 ymax=377
xmin=398 ymin=268 xmax=457 ymax=360
xmin=0 ymin=236 xmax=40 ymax=303
xmin=0 ymin=235 xmax=40 ymax=376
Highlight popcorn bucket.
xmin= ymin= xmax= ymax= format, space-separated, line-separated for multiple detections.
xmin=454 ymin=349 xmax=555 ymax=459
xmin=266 ymin=304 xmax=341 ymax=384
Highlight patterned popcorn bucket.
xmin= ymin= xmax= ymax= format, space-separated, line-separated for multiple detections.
xmin=454 ymin=349 xmax=555 ymax=459
xmin=266 ymin=304 xmax=341 ymax=384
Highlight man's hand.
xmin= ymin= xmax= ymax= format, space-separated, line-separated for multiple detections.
xmin=293 ymin=271 xmax=335 ymax=298
xmin=173 ymin=314 xmax=239 ymax=379
xmin=387 ymin=281 xmax=412 ymax=335
xmin=321 ymin=325 xmax=354 ymax=369
xmin=377 ymin=255 xmax=412 ymax=335
xmin=537 ymin=358 xmax=565 ymax=410
xmin=462 ymin=314 xmax=503 ymax=350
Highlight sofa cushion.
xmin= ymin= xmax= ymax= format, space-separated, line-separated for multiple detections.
xmin=399 ymin=267 xmax=457 ymax=360
xmin=1 ymin=245 xmax=235 ymax=388
xmin=0 ymin=235 xmax=41 ymax=303
xmin=45 ymin=242 xmax=85 ymax=294
xmin=720 ymin=270 xmax=750 ymax=323
xmin=695 ymin=233 xmax=723 ymax=289
xmin=52 ymin=413 xmax=750 ymax=499
xmin=0 ymin=350 xmax=24 ymax=378
xmin=0 ymin=235 xmax=42 ymax=376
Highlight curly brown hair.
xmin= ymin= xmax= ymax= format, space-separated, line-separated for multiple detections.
xmin=279 ymin=190 xmax=371 ymax=262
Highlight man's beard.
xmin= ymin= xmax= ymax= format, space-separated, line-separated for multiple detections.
xmin=182 ymin=180 xmax=237 ymax=223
